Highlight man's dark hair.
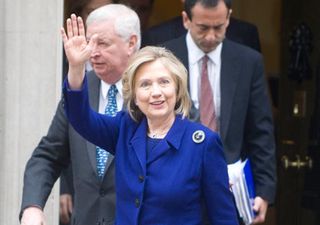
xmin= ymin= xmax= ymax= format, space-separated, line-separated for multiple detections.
xmin=184 ymin=0 xmax=232 ymax=20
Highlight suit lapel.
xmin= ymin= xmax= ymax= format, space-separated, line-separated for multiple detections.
xmin=220 ymin=40 xmax=241 ymax=141
xmin=85 ymin=71 xmax=101 ymax=176
xmin=86 ymin=141 xmax=98 ymax=175
xmin=104 ymin=154 xmax=114 ymax=175
xmin=147 ymin=116 xmax=186 ymax=164
xmin=128 ymin=116 xmax=187 ymax=174
xmin=164 ymin=35 xmax=189 ymax=77
xmin=173 ymin=36 xmax=189 ymax=76
xmin=130 ymin=118 xmax=147 ymax=175
xmin=147 ymin=139 xmax=172 ymax=165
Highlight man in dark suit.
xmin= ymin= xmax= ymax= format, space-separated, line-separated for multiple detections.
xmin=20 ymin=4 xmax=140 ymax=225
xmin=163 ymin=0 xmax=276 ymax=224
xmin=59 ymin=1 xmax=114 ymax=224
xmin=142 ymin=0 xmax=261 ymax=52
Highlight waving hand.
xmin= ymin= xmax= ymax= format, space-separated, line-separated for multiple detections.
xmin=60 ymin=14 xmax=97 ymax=89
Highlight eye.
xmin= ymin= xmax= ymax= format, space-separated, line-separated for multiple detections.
xmin=214 ymin=24 xmax=223 ymax=31
xmin=139 ymin=80 xmax=151 ymax=88
xmin=159 ymin=78 xmax=170 ymax=85
xmin=198 ymin=25 xmax=209 ymax=32
xmin=97 ymin=41 xmax=110 ymax=48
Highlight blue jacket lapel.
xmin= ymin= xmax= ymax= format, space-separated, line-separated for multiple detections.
xmin=130 ymin=117 xmax=148 ymax=175
xmin=147 ymin=116 xmax=187 ymax=164
xmin=129 ymin=115 xmax=188 ymax=169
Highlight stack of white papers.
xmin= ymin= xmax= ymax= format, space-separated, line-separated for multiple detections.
xmin=228 ymin=159 xmax=256 ymax=225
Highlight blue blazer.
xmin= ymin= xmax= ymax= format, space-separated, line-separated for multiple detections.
xmin=63 ymin=78 xmax=239 ymax=225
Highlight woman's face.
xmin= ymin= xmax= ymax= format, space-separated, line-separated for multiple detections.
xmin=134 ymin=60 xmax=177 ymax=122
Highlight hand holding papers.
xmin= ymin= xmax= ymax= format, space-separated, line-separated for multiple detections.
xmin=228 ymin=159 xmax=256 ymax=225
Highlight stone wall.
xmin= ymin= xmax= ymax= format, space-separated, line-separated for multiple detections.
xmin=0 ymin=0 xmax=63 ymax=224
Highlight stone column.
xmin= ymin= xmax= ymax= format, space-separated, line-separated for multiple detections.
xmin=0 ymin=0 xmax=63 ymax=224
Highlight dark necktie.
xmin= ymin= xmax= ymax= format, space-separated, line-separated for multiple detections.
xmin=200 ymin=55 xmax=217 ymax=131
xmin=96 ymin=84 xmax=118 ymax=179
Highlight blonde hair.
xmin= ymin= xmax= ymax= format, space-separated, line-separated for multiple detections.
xmin=122 ymin=46 xmax=191 ymax=122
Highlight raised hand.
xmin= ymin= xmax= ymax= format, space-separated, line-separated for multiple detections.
xmin=61 ymin=14 xmax=91 ymax=67
xmin=60 ymin=14 xmax=97 ymax=89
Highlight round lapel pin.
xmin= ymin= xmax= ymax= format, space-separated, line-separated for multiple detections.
xmin=192 ymin=130 xmax=205 ymax=143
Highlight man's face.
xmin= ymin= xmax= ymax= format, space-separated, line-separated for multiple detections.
xmin=86 ymin=20 xmax=136 ymax=83
xmin=182 ymin=1 xmax=231 ymax=53
xmin=81 ymin=0 xmax=113 ymax=23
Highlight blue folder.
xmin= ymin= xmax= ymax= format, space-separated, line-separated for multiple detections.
xmin=228 ymin=158 xmax=256 ymax=225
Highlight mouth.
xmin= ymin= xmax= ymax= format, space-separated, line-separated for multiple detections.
xmin=201 ymin=40 xmax=217 ymax=47
xmin=202 ymin=43 xmax=215 ymax=49
xmin=150 ymin=100 xmax=165 ymax=106
xmin=92 ymin=62 xmax=104 ymax=67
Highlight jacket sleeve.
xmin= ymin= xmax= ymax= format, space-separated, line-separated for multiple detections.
xmin=20 ymin=99 xmax=70 ymax=218
xmin=60 ymin=164 xmax=74 ymax=195
xmin=203 ymin=134 xmax=239 ymax=225
xmin=245 ymin=54 xmax=277 ymax=204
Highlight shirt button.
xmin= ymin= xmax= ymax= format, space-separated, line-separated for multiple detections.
xmin=135 ymin=198 xmax=140 ymax=208
xmin=138 ymin=175 xmax=144 ymax=183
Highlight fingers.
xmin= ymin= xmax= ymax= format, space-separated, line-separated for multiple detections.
xmin=60 ymin=195 xmax=71 ymax=224
xmin=68 ymin=196 xmax=73 ymax=213
xmin=60 ymin=213 xmax=70 ymax=224
xmin=60 ymin=214 xmax=70 ymax=224
xmin=60 ymin=13 xmax=90 ymax=74
xmin=66 ymin=17 xmax=73 ymax=38
xmin=71 ymin=14 xmax=79 ymax=37
xmin=65 ymin=14 xmax=85 ymax=39
xmin=78 ymin=16 xmax=85 ymax=37
xmin=60 ymin=28 xmax=68 ymax=45
xmin=252 ymin=197 xmax=268 ymax=224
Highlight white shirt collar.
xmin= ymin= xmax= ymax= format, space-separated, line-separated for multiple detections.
xmin=186 ymin=31 xmax=223 ymax=65
xmin=100 ymin=79 xmax=123 ymax=100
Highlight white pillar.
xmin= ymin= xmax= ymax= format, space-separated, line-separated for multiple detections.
xmin=0 ymin=0 xmax=64 ymax=224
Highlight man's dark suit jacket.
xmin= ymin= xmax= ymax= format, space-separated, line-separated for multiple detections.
xmin=163 ymin=37 xmax=276 ymax=204
xmin=142 ymin=16 xmax=261 ymax=52
xmin=21 ymin=71 xmax=115 ymax=225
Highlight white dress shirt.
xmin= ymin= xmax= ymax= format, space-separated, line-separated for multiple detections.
xmin=186 ymin=32 xmax=222 ymax=123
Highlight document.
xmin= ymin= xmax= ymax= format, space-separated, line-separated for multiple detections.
xmin=228 ymin=159 xmax=256 ymax=225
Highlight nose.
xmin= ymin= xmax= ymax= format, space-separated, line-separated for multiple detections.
xmin=151 ymin=83 xmax=161 ymax=97
xmin=91 ymin=46 xmax=100 ymax=57
xmin=204 ymin=28 xmax=216 ymax=42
